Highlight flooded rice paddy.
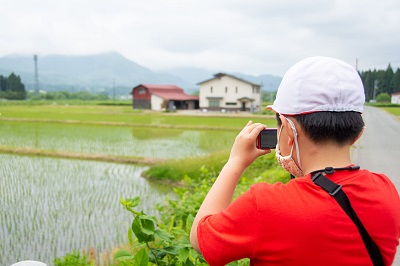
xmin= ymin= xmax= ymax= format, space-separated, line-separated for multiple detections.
xmin=0 ymin=120 xmax=237 ymax=265
xmin=0 ymin=121 xmax=236 ymax=159
xmin=0 ymin=154 xmax=172 ymax=266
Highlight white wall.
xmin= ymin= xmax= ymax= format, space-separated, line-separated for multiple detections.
xmin=391 ymin=94 xmax=400 ymax=104
xmin=199 ymin=75 xmax=261 ymax=110
xmin=151 ymin=94 xmax=164 ymax=111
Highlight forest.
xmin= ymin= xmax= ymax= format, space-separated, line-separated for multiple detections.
xmin=360 ymin=64 xmax=400 ymax=101
xmin=1 ymin=63 xmax=400 ymax=103
xmin=0 ymin=73 xmax=27 ymax=100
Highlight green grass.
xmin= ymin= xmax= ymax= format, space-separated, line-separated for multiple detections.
xmin=144 ymin=150 xmax=289 ymax=183
xmin=381 ymin=106 xmax=400 ymax=117
xmin=0 ymin=101 xmax=287 ymax=265
xmin=0 ymin=104 xmax=276 ymax=129
xmin=143 ymin=151 xmax=230 ymax=182
xmin=0 ymin=102 xmax=279 ymax=180
xmin=0 ymin=99 xmax=132 ymax=106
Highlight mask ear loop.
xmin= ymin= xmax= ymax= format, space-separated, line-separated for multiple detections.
xmin=285 ymin=118 xmax=301 ymax=168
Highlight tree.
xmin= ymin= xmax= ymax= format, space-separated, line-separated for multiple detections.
xmin=0 ymin=73 xmax=27 ymax=100
xmin=390 ymin=68 xmax=400 ymax=93
xmin=379 ymin=64 xmax=394 ymax=94
xmin=0 ymin=75 xmax=6 ymax=91
xmin=360 ymin=65 xmax=400 ymax=101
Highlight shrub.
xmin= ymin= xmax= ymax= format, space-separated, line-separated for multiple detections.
xmin=115 ymin=161 xmax=287 ymax=266
xmin=376 ymin=92 xmax=391 ymax=103
xmin=54 ymin=250 xmax=93 ymax=266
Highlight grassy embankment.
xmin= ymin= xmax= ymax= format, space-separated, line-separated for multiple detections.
xmin=0 ymin=101 xmax=279 ymax=182
xmin=366 ymin=102 xmax=400 ymax=120
xmin=381 ymin=106 xmax=400 ymax=119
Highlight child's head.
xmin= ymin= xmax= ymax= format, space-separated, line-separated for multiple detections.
xmin=271 ymin=56 xmax=365 ymax=146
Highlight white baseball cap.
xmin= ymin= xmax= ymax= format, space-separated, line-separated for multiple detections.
xmin=268 ymin=56 xmax=365 ymax=115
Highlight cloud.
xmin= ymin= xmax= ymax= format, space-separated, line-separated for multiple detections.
xmin=0 ymin=0 xmax=399 ymax=76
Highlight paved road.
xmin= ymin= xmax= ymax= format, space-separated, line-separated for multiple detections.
xmin=352 ymin=105 xmax=400 ymax=265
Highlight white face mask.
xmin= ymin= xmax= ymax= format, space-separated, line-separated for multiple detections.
xmin=275 ymin=119 xmax=304 ymax=177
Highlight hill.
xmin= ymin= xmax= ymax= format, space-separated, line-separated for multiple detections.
xmin=0 ymin=52 xmax=281 ymax=96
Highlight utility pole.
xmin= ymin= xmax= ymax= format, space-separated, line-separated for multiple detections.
xmin=373 ymin=80 xmax=378 ymax=102
xmin=112 ymin=78 xmax=115 ymax=102
xmin=33 ymin=54 xmax=39 ymax=94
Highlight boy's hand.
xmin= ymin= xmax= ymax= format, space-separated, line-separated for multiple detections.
xmin=228 ymin=120 xmax=271 ymax=171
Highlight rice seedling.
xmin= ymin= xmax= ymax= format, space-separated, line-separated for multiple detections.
xmin=0 ymin=154 xmax=172 ymax=266
xmin=0 ymin=121 xmax=238 ymax=160
xmin=0 ymin=104 xmax=276 ymax=129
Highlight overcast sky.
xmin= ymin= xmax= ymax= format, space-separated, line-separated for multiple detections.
xmin=1 ymin=0 xmax=399 ymax=76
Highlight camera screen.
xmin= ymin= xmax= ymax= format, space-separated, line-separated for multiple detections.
xmin=258 ymin=129 xmax=277 ymax=149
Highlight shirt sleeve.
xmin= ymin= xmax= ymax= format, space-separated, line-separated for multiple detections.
xmin=197 ymin=187 xmax=261 ymax=266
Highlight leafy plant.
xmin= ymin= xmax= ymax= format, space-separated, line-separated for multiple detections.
xmin=376 ymin=92 xmax=391 ymax=103
xmin=115 ymin=163 xmax=284 ymax=266
xmin=54 ymin=250 xmax=93 ymax=266
xmin=116 ymin=196 xmax=207 ymax=266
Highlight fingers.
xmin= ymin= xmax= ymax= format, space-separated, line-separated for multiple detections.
xmin=229 ymin=121 xmax=271 ymax=168
xmin=243 ymin=122 xmax=266 ymax=138
xmin=243 ymin=120 xmax=265 ymax=132
xmin=237 ymin=121 xmax=267 ymax=147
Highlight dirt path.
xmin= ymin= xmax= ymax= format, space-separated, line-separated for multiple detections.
xmin=352 ymin=105 xmax=400 ymax=265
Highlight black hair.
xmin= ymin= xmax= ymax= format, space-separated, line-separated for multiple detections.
xmin=276 ymin=112 xmax=364 ymax=146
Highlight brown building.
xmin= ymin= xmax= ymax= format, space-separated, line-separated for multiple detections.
xmin=131 ymin=84 xmax=199 ymax=110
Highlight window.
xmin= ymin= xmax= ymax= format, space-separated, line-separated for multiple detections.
xmin=210 ymin=86 xmax=213 ymax=93
xmin=235 ymin=86 xmax=238 ymax=93
xmin=208 ymin=100 xmax=220 ymax=107
xmin=226 ymin=102 xmax=237 ymax=106
xmin=138 ymin=88 xmax=146 ymax=94
xmin=225 ymin=87 xmax=228 ymax=93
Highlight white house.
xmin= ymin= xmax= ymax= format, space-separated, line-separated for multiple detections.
xmin=198 ymin=73 xmax=262 ymax=112
xmin=391 ymin=92 xmax=400 ymax=104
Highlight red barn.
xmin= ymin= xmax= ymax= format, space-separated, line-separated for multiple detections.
xmin=131 ymin=84 xmax=199 ymax=111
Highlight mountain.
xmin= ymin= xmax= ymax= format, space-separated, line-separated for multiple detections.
xmin=0 ymin=52 xmax=281 ymax=96
xmin=163 ymin=68 xmax=282 ymax=93
xmin=231 ymin=72 xmax=282 ymax=92
xmin=0 ymin=52 xmax=192 ymax=95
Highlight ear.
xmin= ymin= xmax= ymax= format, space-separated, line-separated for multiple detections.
xmin=279 ymin=115 xmax=295 ymax=146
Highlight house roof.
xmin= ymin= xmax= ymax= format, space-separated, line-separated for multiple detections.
xmin=131 ymin=84 xmax=199 ymax=101
xmin=197 ymin=73 xmax=262 ymax=87
xmin=392 ymin=92 xmax=400 ymax=96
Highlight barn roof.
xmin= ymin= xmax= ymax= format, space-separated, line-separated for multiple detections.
xmin=131 ymin=84 xmax=199 ymax=101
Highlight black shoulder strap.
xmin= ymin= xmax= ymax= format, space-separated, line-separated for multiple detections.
xmin=311 ymin=172 xmax=384 ymax=266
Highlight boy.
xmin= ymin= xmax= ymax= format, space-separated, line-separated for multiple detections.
xmin=190 ymin=56 xmax=400 ymax=265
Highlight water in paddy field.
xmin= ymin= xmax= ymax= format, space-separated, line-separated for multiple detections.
xmin=0 ymin=121 xmax=236 ymax=159
xmin=0 ymin=154 xmax=172 ymax=266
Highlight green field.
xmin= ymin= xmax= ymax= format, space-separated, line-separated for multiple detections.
xmin=382 ymin=106 xmax=400 ymax=118
xmin=0 ymin=101 xmax=279 ymax=265
xmin=0 ymin=103 xmax=277 ymax=164
xmin=0 ymin=120 xmax=238 ymax=160
xmin=0 ymin=104 xmax=276 ymax=130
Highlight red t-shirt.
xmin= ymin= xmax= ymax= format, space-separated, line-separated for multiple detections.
xmin=197 ymin=169 xmax=400 ymax=266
